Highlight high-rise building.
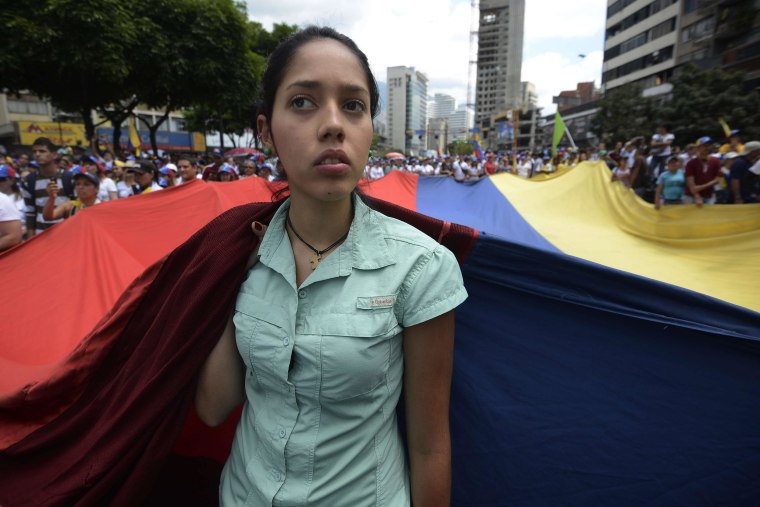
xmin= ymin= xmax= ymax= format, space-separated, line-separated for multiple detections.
xmin=474 ymin=0 xmax=525 ymax=134
xmin=603 ymin=0 xmax=759 ymax=95
xmin=429 ymin=93 xmax=457 ymax=119
xmin=520 ymin=82 xmax=538 ymax=108
xmin=386 ymin=66 xmax=429 ymax=154
xmin=449 ymin=105 xmax=475 ymax=141
xmin=602 ymin=0 xmax=680 ymax=93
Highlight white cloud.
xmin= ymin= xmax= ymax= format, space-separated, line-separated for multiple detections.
xmin=524 ymin=0 xmax=607 ymax=41
xmin=522 ymin=50 xmax=604 ymax=113
xmin=247 ymin=0 xmax=607 ymax=114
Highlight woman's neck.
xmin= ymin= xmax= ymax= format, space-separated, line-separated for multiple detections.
xmin=287 ymin=193 xmax=353 ymax=249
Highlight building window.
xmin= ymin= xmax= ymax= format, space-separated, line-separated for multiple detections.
xmin=7 ymin=98 xmax=48 ymax=115
xmin=683 ymin=0 xmax=697 ymax=14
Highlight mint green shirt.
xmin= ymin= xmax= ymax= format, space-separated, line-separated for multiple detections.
xmin=220 ymin=195 xmax=467 ymax=506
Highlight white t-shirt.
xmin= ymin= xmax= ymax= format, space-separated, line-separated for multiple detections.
xmin=0 ymin=192 xmax=21 ymax=232
xmin=651 ymin=133 xmax=674 ymax=157
xmin=97 ymin=177 xmax=118 ymax=201
xmin=369 ymin=166 xmax=385 ymax=179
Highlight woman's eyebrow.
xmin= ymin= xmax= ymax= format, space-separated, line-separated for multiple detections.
xmin=285 ymin=80 xmax=369 ymax=96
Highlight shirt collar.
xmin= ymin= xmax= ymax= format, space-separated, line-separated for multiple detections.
xmin=258 ymin=194 xmax=395 ymax=284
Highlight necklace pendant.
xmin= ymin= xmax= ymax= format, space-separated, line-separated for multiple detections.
xmin=309 ymin=253 xmax=321 ymax=270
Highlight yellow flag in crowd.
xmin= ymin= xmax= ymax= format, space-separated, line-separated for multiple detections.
xmin=718 ymin=118 xmax=731 ymax=139
xmin=128 ymin=116 xmax=141 ymax=156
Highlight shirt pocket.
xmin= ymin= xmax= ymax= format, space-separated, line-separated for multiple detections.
xmin=234 ymin=292 xmax=291 ymax=387
xmin=313 ymin=309 xmax=399 ymax=401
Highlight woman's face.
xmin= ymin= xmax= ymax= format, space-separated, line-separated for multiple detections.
xmin=258 ymin=38 xmax=373 ymax=203
xmin=218 ymin=171 xmax=232 ymax=181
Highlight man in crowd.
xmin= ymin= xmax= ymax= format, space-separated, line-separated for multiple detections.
xmin=22 ymin=137 xmax=73 ymax=237
xmin=650 ymin=125 xmax=674 ymax=181
xmin=683 ymin=136 xmax=722 ymax=207
xmin=728 ymin=140 xmax=760 ymax=204
xmin=177 ymin=155 xmax=199 ymax=184
xmin=201 ymin=148 xmax=223 ymax=181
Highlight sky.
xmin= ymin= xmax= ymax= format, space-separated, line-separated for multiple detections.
xmin=246 ymin=0 xmax=607 ymax=114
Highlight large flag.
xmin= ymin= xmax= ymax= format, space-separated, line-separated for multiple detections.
xmin=128 ymin=116 xmax=141 ymax=156
xmin=473 ymin=134 xmax=484 ymax=159
xmin=552 ymin=111 xmax=568 ymax=155
xmin=2 ymin=173 xmax=760 ymax=505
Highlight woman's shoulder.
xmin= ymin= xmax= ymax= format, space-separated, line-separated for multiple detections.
xmin=365 ymin=206 xmax=441 ymax=254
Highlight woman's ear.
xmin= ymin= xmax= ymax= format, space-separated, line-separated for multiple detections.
xmin=257 ymin=114 xmax=275 ymax=156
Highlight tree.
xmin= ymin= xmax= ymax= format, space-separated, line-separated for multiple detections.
xmin=0 ymin=0 xmax=148 ymax=141
xmin=132 ymin=0 xmax=261 ymax=154
xmin=660 ymin=63 xmax=760 ymax=144
xmin=183 ymin=22 xmax=297 ymax=151
xmin=590 ymin=83 xmax=658 ymax=146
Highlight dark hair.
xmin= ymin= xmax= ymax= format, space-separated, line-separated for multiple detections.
xmin=32 ymin=137 xmax=57 ymax=152
xmin=255 ymin=25 xmax=380 ymax=139
xmin=177 ymin=154 xmax=197 ymax=166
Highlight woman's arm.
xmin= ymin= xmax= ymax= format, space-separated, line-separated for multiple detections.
xmin=195 ymin=221 xmax=266 ymax=426
xmin=404 ymin=310 xmax=455 ymax=507
xmin=194 ymin=313 xmax=246 ymax=427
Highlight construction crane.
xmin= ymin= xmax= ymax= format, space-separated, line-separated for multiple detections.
xmin=466 ymin=0 xmax=479 ymax=117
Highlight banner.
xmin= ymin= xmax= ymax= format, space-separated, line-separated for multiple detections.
xmin=17 ymin=121 xmax=87 ymax=147
xmin=552 ymin=112 xmax=567 ymax=155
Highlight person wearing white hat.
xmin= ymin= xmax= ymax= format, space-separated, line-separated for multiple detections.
xmin=728 ymin=140 xmax=760 ymax=204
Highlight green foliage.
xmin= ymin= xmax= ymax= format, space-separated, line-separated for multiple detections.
xmin=0 ymin=0 xmax=293 ymax=149
xmin=660 ymin=63 xmax=760 ymax=144
xmin=184 ymin=21 xmax=297 ymax=146
xmin=591 ymin=83 xmax=658 ymax=145
xmin=592 ymin=65 xmax=760 ymax=147
xmin=447 ymin=141 xmax=474 ymax=156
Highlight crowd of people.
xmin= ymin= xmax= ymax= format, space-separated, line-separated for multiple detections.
xmin=364 ymin=126 xmax=760 ymax=210
xmin=1 ymin=126 xmax=758 ymax=252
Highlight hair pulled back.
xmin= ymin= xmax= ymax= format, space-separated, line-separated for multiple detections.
xmin=255 ymin=25 xmax=380 ymax=139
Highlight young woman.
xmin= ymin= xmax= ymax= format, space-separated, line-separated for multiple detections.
xmin=195 ymin=26 xmax=467 ymax=506
xmin=43 ymin=171 xmax=100 ymax=220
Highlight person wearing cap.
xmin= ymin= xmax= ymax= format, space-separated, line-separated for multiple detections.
xmin=257 ymin=162 xmax=276 ymax=182
xmin=117 ymin=161 xmax=138 ymax=198
xmin=719 ymin=130 xmax=744 ymax=155
xmin=160 ymin=163 xmax=179 ymax=187
xmin=0 ymin=164 xmax=26 ymax=252
xmin=43 ymin=171 xmax=101 ymax=221
xmin=683 ymin=136 xmax=722 ymax=207
xmin=217 ymin=163 xmax=239 ymax=182
xmin=126 ymin=161 xmax=162 ymax=194
xmin=654 ymin=157 xmax=686 ymax=210
xmin=727 ymin=140 xmax=760 ymax=204
xmin=0 ymin=164 xmax=26 ymax=230
xmin=201 ymin=149 xmax=223 ymax=181
xmin=83 ymin=156 xmax=118 ymax=202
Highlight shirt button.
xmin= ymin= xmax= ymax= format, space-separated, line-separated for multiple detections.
xmin=279 ymin=428 xmax=286 ymax=439
xmin=283 ymin=336 xmax=289 ymax=346
xmin=298 ymin=289 xmax=307 ymax=299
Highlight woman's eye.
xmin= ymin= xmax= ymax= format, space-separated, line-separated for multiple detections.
xmin=344 ymin=100 xmax=366 ymax=112
xmin=291 ymin=96 xmax=315 ymax=109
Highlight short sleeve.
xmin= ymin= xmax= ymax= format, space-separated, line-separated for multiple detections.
xmin=656 ymin=172 xmax=666 ymax=185
xmin=0 ymin=194 xmax=20 ymax=222
xmin=398 ymin=244 xmax=468 ymax=327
